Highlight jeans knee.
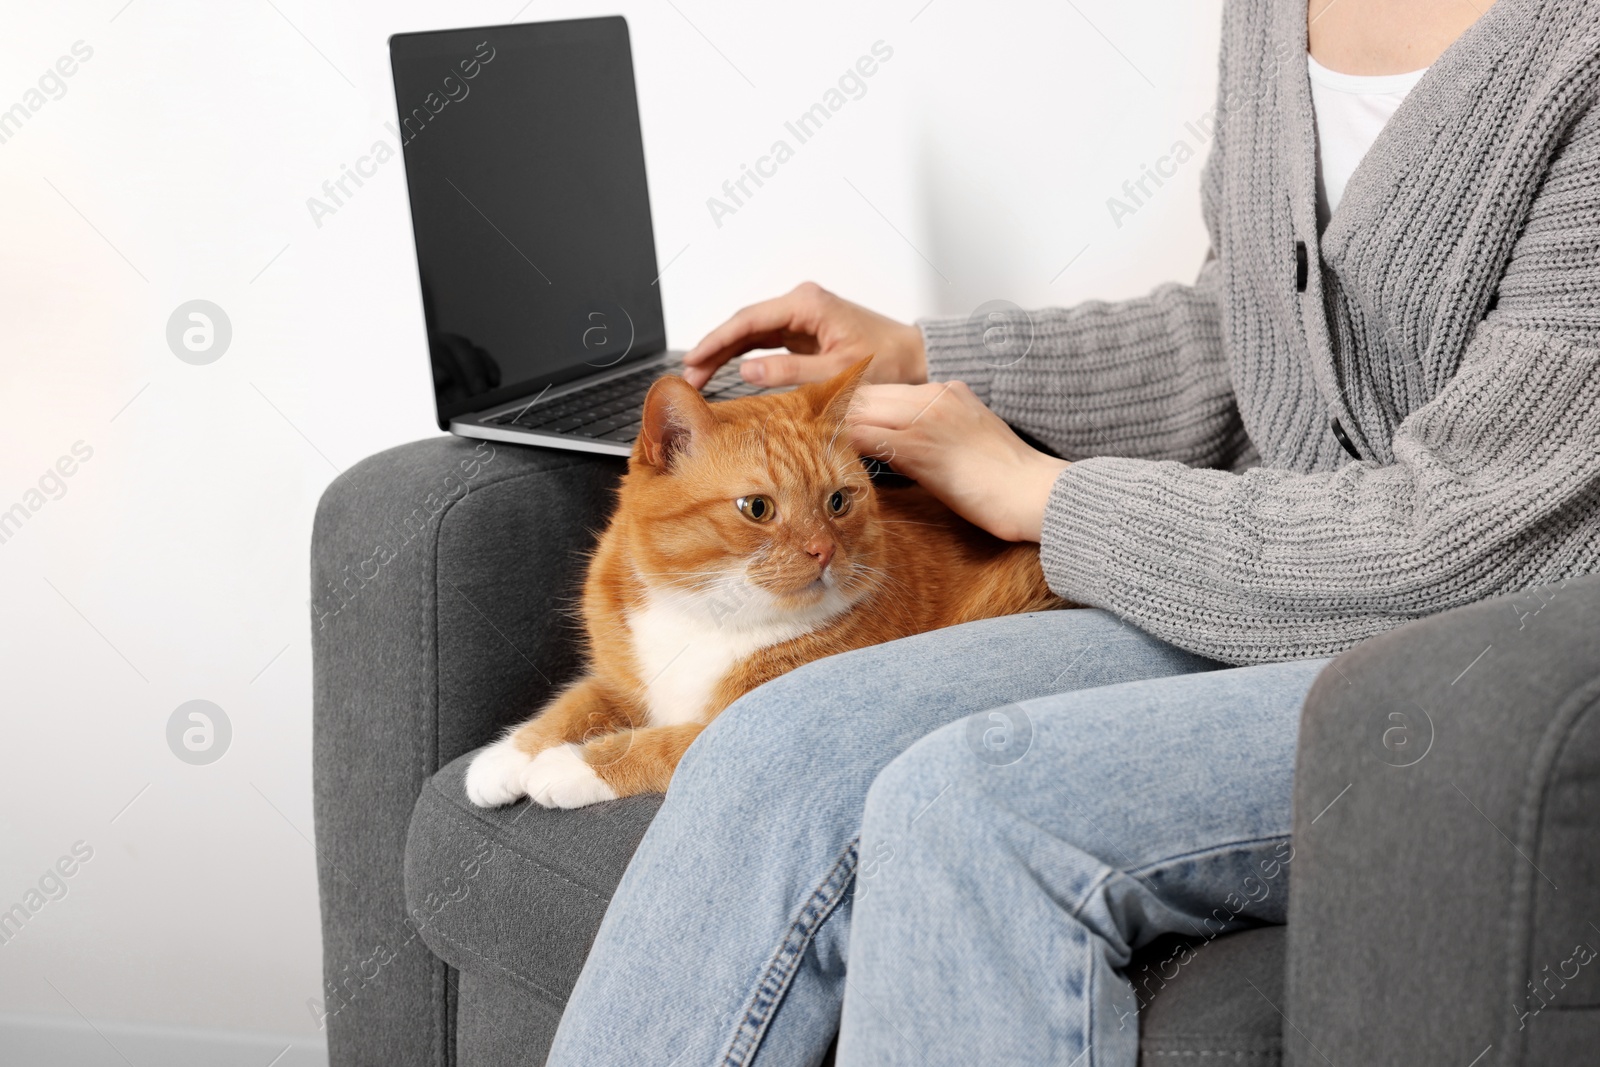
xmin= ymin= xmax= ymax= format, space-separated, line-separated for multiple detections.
xmin=861 ymin=719 xmax=981 ymax=834
xmin=675 ymin=653 xmax=880 ymax=790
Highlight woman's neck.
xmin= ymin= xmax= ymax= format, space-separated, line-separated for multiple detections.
xmin=1308 ymin=0 xmax=1498 ymax=75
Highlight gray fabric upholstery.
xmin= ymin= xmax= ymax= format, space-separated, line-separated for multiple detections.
xmin=1131 ymin=929 xmax=1284 ymax=1065
xmin=311 ymin=436 xmax=623 ymax=1066
xmin=404 ymin=751 xmax=661 ymax=1065
xmin=1286 ymin=573 xmax=1600 ymax=1066
xmin=454 ymin=966 xmax=568 ymax=1067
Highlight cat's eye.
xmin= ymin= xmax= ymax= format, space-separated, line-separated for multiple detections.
xmin=736 ymin=495 xmax=776 ymax=523
xmin=827 ymin=489 xmax=852 ymax=517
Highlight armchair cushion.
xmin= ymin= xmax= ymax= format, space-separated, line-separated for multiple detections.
xmin=404 ymin=753 xmax=662 ymax=1030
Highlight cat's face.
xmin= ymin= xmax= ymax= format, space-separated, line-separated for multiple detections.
xmin=620 ymin=361 xmax=883 ymax=625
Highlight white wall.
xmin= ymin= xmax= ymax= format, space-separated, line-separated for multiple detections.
xmin=0 ymin=0 xmax=1221 ymax=1057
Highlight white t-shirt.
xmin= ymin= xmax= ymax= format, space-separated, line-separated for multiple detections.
xmin=1307 ymin=54 xmax=1429 ymax=227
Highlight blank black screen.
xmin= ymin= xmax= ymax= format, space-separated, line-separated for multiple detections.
xmin=390 ymin=17 xmax=665 ymax=427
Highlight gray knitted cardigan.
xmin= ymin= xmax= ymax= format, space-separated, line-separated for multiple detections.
xmin=920 ymin=0 xmax=1600 ymax=664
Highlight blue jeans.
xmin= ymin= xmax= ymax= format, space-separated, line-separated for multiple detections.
xmin=545 ymin=610 xmax=1327 ymax=1067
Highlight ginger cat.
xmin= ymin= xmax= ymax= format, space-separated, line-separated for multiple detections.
xmin=465 ymin=360 xmax=1067 ymax=810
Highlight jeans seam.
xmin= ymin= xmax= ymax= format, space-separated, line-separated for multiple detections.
xmin=1068 ymin=833 xmax=1291 ymax=947
xmin=1123 ymin=833 xmax=1292 ymax=880
xmin=1068 ymin=866 xmax=1117 ymax=925
xmin=1086 ymin=934 xmax=1096 ymax=1067
xmin=717 ymin=839 xmax=860 ymax=1067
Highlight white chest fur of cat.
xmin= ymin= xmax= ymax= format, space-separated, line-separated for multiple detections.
xmin=628 ymin=582 xmax=853 ymax=725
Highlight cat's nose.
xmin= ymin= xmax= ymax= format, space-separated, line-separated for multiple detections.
xmin=805 ymin=538 xmax=835 ymax=571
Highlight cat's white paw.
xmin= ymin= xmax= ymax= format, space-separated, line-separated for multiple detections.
xmin=465 ymin=737 xmax=534 ymax=808
xmin=523 ymin=744 xmax=619 ymax=809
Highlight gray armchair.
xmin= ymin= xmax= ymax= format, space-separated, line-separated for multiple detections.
xmin=311 ymin=435 xmax=1600 ymax=1066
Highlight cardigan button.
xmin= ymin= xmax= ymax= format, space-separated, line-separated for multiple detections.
xmin=1330 ymin=417 xmax=1361 ymax=459
xmin=1295 ymin=241 xmax=1309 ymax=292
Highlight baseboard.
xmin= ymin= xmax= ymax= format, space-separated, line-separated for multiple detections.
xmin=0 ymin=1013 xmax=328 ymax=1067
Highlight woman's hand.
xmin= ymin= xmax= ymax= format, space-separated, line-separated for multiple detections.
xmin=683 ymin=282 xmax=928 ymax=389
xmin=849 ymin=382 xmax=1070 ymax=543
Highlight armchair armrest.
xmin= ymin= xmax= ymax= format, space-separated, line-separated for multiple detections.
xmin=1286 ymin=573 xmax=1600 ymax=1066
xmin=310 ymin=436 xmax=622 ymax=1067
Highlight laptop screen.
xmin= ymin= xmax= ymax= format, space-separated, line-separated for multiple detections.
xmin=390 ymin=17 xmax=666 ymax=428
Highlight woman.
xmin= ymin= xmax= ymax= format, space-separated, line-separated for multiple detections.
xmin=548 ymin=0 xmax=1600 ymax=1063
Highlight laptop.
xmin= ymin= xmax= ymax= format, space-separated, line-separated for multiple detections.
xmin=389 ymin=16 xmax=771 ymax=457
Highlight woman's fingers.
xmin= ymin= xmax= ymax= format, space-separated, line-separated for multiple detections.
xmin=740 ymin=351 xmax=854 ymax=386
xmin=848 ymin=382 xmax=964 ymax=431
xmin=848 ymin=423 xmax=913 ymax=468
xmin=682 ymin=329 xmax=807 ymax=388
xmin=681 ymin=317 xmax=798 ymax=388
xmin=681 ymin=282 xmax=925 ymax=390
xmin=684 ymin=283 xmax=831 ymax=371
xmin=848 ymin=381 xmax=1069 ymax=542
xmin=847 ymin=386 xmax=949 ymax=476
xmin=685 ymin=296 xmax=799 ymax=365
xmin=681 ymin=327 xmax=792 ymax=387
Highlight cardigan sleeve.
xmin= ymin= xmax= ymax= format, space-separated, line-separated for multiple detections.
xmin=918 ymin=261 xmax=1251 ymax=470
xmin=1039 ymin=323 xmax=1600 ymax=664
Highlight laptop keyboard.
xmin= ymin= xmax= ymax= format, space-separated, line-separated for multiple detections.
xmin=487 ymin=360 xmax=767 ymax=443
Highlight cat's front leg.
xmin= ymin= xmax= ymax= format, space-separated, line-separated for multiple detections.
xmin=519 ymin=662 xmax=777 ymax=808
xmin=464 ymin=677 xmax=632 ymax=807
xmin=523 ymin=723 xmax=705 ymax=809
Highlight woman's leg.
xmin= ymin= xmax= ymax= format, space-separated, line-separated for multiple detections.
xmin=838 ymin=658 xmax=1330 ymax=1067
xmin=545 ymin=610 xmax=1224 ymax=1067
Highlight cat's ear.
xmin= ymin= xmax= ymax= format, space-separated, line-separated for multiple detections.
xmin=808 ymin=357 xmax=875 ymax=424
xmin=638 ymin=376 xmax=716 ymax=470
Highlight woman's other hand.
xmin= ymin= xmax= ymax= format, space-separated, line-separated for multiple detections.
xmin=849 ymin=382 xmax=1071 ymax=543
xmin=683 ymin=282 xmax=927 ymax=389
